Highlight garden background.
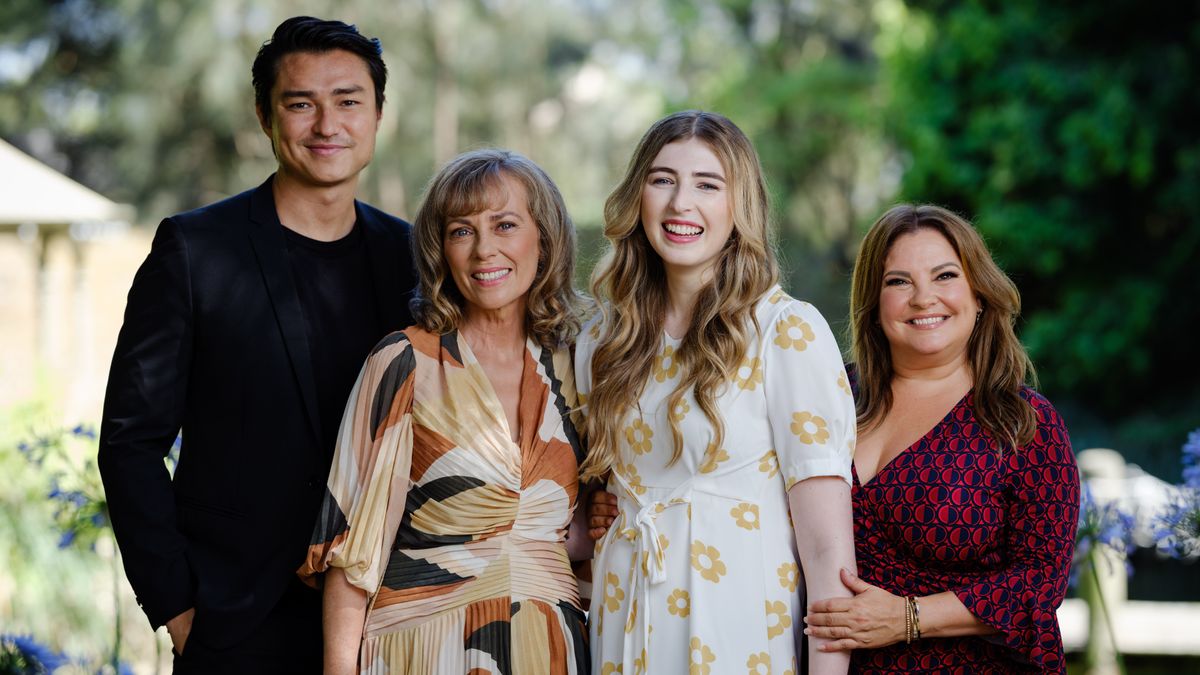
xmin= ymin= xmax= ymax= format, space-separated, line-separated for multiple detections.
xmin=1 ymin=0 xmax=1197 ymax=672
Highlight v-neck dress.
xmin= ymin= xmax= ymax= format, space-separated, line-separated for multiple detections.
xmin=850 ymin=372 xmax=1079 ymax=674
xmin=300 ymin=327 xmax=588 ymax=674
xmin=576 ymin=287 xmax=856 ymax=675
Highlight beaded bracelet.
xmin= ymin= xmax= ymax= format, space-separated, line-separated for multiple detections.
xmin=904 ymin=596 xmax=913 ymax=644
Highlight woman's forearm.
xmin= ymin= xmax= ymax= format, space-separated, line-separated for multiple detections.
xmin=324 ymin=567 xmax=369 ymax=675
xmin=789 ymin=476 xmax=856 ymax=675
xmin=913 ymin=591 xmax=998 ymax=639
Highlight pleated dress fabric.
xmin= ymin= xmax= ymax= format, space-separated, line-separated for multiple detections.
xmin=576 ymin=287 xmax=856 ymax=675
xmin=300 ymin=327 xmax=588 ymax=674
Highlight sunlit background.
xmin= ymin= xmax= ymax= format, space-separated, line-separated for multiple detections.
xmin=2 ymin=0 xmax=1197 ymax=672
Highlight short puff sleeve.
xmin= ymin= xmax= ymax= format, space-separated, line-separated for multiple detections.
xmin=297 ymin=331 xmax=417 ymax=594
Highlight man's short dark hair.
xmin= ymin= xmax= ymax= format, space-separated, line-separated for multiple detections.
xmin=252 ymin=16 xmax=387 ymax=123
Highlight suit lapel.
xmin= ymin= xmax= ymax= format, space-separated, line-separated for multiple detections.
xmin=359 ymin=203 xmax=412 ymax=332
xmin=246 ymin=177 xmax=323 ymax=448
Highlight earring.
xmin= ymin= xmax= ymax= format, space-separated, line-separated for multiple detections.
xmin=975 ymin=310 xmax=982 ymax=324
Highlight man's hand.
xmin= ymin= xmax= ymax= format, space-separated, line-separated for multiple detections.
xmin=587 ymin=489 xmax=618 ymax=540
xmin=166 ymin=607 xmax=195 ymax=655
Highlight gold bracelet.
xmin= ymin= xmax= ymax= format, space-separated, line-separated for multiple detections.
xmin=910 ymin=596 xmax=922 ymax=640
xmin=904 ymin=596 xmax=913 ymax=644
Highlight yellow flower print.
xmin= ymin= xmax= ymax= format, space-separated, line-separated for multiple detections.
xmin=758 ymin=449 xmax=780 ymax=479
xmin=773 ymin=314 xmax=815 ymax=351
xmin=625 ymin=418 xmax=653 ymax=455
xmin=589 ymin=321 xmax=603 ymax=340
xmin=604 ymin=572 xmax=625 ymax=612
xmin=690 ymin=540 xmax=727 ymax=583
xmin=837 ymin=369 xmax=851 ymax=396
xmin=653 ymin=344 xmax=680 ymax=382
xmin=777 ymin=562 xmax=799 ymax=592
xmin=730 ymin=503 xmax=760 ymax=531
xmin=768 ymin=287 xmax=787 ymax=304
xmin=658 ymin=532 xmax=670 ymax=552
xmin=747 ymin=652 xmax=771 ymax=675
xmin=671 ymin=397 xmax=691 ymax=424
xmin=667 ymin=587 xmax=691 ymax=617
xmin=698 ymin=444 xmax=730 ymax=474
xmin=624 ymin=597 xmax=638 ymax=634
xmin=790 ymin=411 xmax=830 ymax=445
xmin=734 ymin=356 xmax=764 ymax=391
xmin=765 ymin=600 xmax=793 ymax=638
xmin=618 ymin=462 xmax=647 ymax=496
xmin=601 ymin=663 xmax=623 ymax=675
xmin=634 ymin=649 xmax=646 ymax=675
xmin=690 ymin=637 xmax=716 ymax=675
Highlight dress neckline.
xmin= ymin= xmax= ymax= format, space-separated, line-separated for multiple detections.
xmin=853 ymin=389 xmax=972 ymax=488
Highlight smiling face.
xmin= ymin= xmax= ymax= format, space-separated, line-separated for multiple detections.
xmin=640 ymin=138 xmax=735 ymax=285
xmin=879 ymin=228 xmax=981 ymax=366
xmin=258 ymin=49 xmax=382 ymax=190
xmin=442 ymin=173 xmax=541 ymax=321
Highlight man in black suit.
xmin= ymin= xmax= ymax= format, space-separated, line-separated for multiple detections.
xmin=98 ymin=17 xmax=416 ymax=673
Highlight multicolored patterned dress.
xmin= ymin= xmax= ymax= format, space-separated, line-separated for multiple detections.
xmin=300 ymin=327 xmax=588 ymax=674
xmin=577 ymin=287 xmax=856 ymax=675
xmin=850 ymin=372 xmax=1079 ymax=674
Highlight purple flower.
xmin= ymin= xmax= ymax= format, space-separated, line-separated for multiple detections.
xmin=1183 ymin=429 xmax=1200 ymax=490
xmin=1 ymin=633 xmax=69 ymax=671
xmin=1071 ymin=484 xmax=1136 ymax=587
xmin=1153 ymin=488 xmax=1200 ymax=559
xmin=57 ymin=529 xmax=77 ymax=549
xmin=70 ymin=424 xmax=98 ymax=440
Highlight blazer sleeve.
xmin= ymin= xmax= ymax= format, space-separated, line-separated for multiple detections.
xmin=298 ymin=332 xmax=417 ymax=594
xmin=97 ymin=217 xmax=195 ymax=629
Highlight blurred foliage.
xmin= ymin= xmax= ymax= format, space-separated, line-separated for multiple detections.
xmin=3 ymin=0 xmax=1200 ymax=665
xmin=0 ymin=1 xmax=1193 ymax=484
xmin=885 ymin=0 xmax=1200 ymax=476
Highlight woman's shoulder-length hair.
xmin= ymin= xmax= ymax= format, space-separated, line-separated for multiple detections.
xmin=409 ymin=148 xmax=582 ymax=348
xmin=850 ymin=203 xmax=1038 ymax=450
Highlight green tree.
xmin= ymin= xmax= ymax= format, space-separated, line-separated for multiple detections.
xmin=886 ymin=0 xmax=1200 ymax=474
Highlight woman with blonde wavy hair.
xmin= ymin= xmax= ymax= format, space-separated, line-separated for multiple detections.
xmin=576 ymin=110 xmax=858 ymax=674
xmin=301 ymin=149 xmax=591 ymax=674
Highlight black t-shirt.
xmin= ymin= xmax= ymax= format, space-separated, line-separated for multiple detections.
xmin=283 ymin=222 xmax=382 ymax=460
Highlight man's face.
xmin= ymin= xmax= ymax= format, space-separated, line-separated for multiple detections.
xmin=258 ymin=49 xmax=381 ymax=190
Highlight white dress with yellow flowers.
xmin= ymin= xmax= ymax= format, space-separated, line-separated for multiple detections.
xmin=576 ymin=286 xmax=856 ymax=675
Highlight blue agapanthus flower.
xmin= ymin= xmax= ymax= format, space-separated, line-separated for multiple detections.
xmin=1182 ymin=429 xmax=1200 ymax=490
xmin=1153 ymin=488 xmax=1200 ymax=559
xmin=0 ymin=633 xmax=69 ymax=672
xmin=1071 ymin=483 xmax=1136 ymax=587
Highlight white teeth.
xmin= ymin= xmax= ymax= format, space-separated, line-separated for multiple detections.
xmin=472 ymin=269 xmax=510 ymax=281
xmin=664 ymin=223 xmax=702 ymax=236
xmin=910 ymin=316 xmax=946 ymax=326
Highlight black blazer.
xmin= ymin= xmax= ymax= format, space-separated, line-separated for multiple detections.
xmin=98 ymin=177 xmax=416 ymax=650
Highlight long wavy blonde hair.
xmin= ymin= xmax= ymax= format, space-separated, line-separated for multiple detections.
xmin=410 ymin=148 xmax=582 ymax=348
xmin=850 ymin=204 xmax=1038 ymax=450
xmin=580 ymin=111 xmax=778 ymax=482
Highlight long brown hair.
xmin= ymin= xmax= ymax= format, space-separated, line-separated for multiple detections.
xmin=410 ymin=148 xmax=582 ymax=348
xmin=849 ymin=204 xmax=1037 ymax=450
xmin=580 ymin=111 xmax=778 ymax=482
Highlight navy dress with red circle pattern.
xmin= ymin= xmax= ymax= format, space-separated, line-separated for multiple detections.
xmin=849 ymin=379 xmax=1079 ymax=674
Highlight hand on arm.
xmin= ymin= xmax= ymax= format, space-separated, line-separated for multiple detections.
xmin=587 ymin=488 xmax=618 ymax=541
xmin=324 ymin=568 xmax=369 ymax=675
xmin=805 ymin=570 xmax=996 ymax=652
